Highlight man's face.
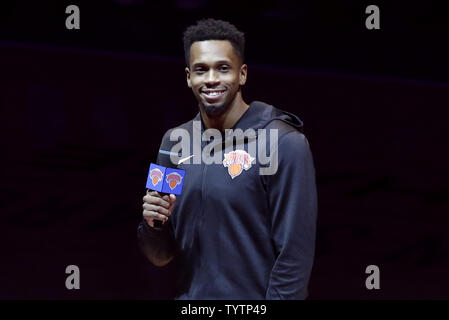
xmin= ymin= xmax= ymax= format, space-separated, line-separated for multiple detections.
xmin=185 ymin=40 xmax=247 ymax=116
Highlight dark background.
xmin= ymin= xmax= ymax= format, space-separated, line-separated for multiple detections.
xmin=1 ymin=0 xmax=448 ymax=299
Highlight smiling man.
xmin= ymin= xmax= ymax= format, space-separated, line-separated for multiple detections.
xmin=137 ymin=18 xmax=318 ymax=300
xmin=186 ymin=38 xmax=248 ymax=129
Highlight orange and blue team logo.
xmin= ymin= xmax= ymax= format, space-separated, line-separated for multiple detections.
xmin=146 ymin=163 xmax=166 ymax=192
xmin=161 ymin=168 xmax=185 ymax=194
xmin=165 ymin=172 xmax=183 ymax=190
xmin=146 ymin=163 xmax=185 ymax=195
xmin=149 ymin=168 xmax=163 ymax=186
xmin=223 ymin=150 xmax=255 ymax=179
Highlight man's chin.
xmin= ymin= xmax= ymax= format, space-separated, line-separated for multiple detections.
xmin=202 ymin=103 xmax=227 ymax=116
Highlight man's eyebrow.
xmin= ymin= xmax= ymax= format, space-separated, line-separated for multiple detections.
xmin=214 ymin=60 xmax=232 ymax=65
xmin=192 ymin=60 xmax=232 ymax=68
xmin=191 ymin=62 xmax=206 ymax=68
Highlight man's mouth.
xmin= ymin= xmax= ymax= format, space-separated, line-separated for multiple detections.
xmin=201 ymin=89 xmax=226 ymax=101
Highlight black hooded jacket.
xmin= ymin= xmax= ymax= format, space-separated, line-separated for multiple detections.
xmin=138 ymin=101 xmax=317 ymax=299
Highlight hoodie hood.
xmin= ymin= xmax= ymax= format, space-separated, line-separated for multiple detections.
xmin=236 ymin=100 xmax=304 ymax=133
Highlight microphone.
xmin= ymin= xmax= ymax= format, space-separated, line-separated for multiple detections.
xmin=146 ymin=149 xmax=186 ymax=227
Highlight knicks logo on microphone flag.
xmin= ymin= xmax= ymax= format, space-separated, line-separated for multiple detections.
xmin=162 ymin=168 xmax=185 ymax=195
xmin=146 ymin=163 xmax=166 ymax=192
xmin=146 ymin=163 xmax=185 ymax=195
xmin=165 ymin=172 xmax=183 ymax=190
xmin=150 ymin=168 xmax=163 ymax=186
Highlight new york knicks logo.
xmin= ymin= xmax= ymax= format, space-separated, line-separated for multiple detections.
xmin=149 ymin=168 xmax=163 ymax=186
xmin=166 ymin=172 xmax=183 ymax=190
xmin=223 ymin=150 xmax=255 ymax=179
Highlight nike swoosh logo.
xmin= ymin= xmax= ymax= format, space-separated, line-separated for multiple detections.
xmin=178 ymin=155 xmax=194 ymax=165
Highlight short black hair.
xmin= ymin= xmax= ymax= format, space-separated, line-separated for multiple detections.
xmin=183 ymin=18 xmax=245 ymax=67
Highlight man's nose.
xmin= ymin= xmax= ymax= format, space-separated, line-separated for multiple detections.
xmin=205 ymin=70 xmax=219 ymax=85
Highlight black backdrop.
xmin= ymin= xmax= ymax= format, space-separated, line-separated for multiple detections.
xmin=1 ymin=1 xmax=448 ymax=299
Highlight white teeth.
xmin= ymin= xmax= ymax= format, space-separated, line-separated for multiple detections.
xmin=204 ymin=91 xmax=223 ymax=96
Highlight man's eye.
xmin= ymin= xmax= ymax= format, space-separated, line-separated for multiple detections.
xmin=195 ymin=68 xmax=205 ymax=73
xmin=219 ymin=66 xmax=229 ymax=72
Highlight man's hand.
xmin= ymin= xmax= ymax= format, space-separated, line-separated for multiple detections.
xmin=142 ymin=191 xmax=176 ymax=227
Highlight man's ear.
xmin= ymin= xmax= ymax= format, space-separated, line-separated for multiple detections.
xmin=185 ymin=67 xmax=192 ymax=88
xmin=239 ymin=64 xmax=247 ymax=86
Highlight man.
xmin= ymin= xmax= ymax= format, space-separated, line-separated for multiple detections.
xmin=137 ymin=18 xmax=317 ymax=299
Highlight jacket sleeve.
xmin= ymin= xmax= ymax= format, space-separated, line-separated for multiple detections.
xmin=265 ymin=131 xmax=318 ymax=299
xmin=137 ymin=130 xmax=177 ymax=267
xmin=137 ymin=218 xmax=176 ymax=267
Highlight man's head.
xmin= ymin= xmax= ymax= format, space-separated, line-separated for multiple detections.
xmin=183 ymin=19 xmax=247 ymax=116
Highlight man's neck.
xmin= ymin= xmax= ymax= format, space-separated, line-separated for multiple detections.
xmin=200 ymin=93 xmax=249 ymax=132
